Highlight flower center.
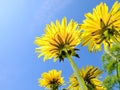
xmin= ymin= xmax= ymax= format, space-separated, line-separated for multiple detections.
xmin=50 ymin=79 xmax=60 ymax=90
xmin=57 ymin=46 xmax=80 ymax=62
xmin=92 ymin=19 xmax=117 ymax=45
xmin=50 ymin=78 xmax=59 ymax=84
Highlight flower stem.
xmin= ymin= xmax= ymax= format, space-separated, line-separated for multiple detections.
xmin=104 ymin=49 xmax=116 ymax=60
xmin=51 ymin=84 xmax=58 ymax=90
xmin=66 ymin=54 xmax=87 ymax=90
xmin=114 ymin=42 xmax=120 ymax=49
xmin=116 ymin=58 xmax=120 ymax=90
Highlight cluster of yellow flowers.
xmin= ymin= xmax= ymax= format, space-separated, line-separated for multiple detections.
xmin=34 ymin=1 xmax=120 ymax=90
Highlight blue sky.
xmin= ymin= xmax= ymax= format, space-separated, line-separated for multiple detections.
xmin=0 ymin=0 xmax=117 ymax=90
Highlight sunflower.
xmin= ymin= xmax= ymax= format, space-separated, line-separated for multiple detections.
xmin=80 ymin=1 xmax=120 ymax=52
xmin=68 ymin=66 xmax=106 ymax=90
xmin=34 ymin=17 xmax=80 ymax=61
xmin=38 ymin=69 xmax=64 ymax=90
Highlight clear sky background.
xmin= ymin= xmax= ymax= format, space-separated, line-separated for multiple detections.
xmin=0 ymin=0 xmax=118 ymax=90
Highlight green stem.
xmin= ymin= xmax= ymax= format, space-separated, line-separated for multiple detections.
xmin=117 ymin=60 xmax=120 ymax=90
xmin=51 ymin=84 xmax=58 ymax=90
xmin=114 ymin=41 xmax=120 ymax=49
xmin=104 ymin=49 xmax=116 ymax=60
xmin=66 ymin=54 xmax=87 ymax=90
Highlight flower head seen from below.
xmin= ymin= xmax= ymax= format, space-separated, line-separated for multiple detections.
xmin=80 ymin=1 xmax=120 ymax=52
xmin=38 ymin=69 xmax=64 ymax=90
xmin=34 ymin=17 xmax=80 ymax=62
xmin=68 ymin=66 xmax=106 ymax=90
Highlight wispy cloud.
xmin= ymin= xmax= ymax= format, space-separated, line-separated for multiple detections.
xmin=35 ymin=0 xmax=73 ymax=25
xmin=40 ymin=0 xmax=72 ymax=13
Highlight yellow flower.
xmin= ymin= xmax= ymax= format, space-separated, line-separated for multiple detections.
xmin=38 ymin=69 xmax=64 ymax=89
xmin=34 ymin=17 xmax=80 ymax=61
xmin=80 ymin=1 xmax=120 ymax=52
xmin=68 ymin=66 xmax=106 ymax=90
